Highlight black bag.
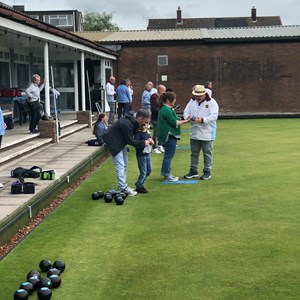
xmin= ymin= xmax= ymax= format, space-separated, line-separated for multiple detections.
xmin=11 ymin=166 xmax=42 ymax=179
xmin=30 ymin=101 xmax=42 ymax=111
xmin=23 ymin=182 xmax=35 ymax=194
xmin=11 ymin=180 xmax=23 ymax=194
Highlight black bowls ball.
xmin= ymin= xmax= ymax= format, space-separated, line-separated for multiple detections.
xmin=14 ymin=289 xmax=28 ymax=300
xmin=104 ymin=193 xmax=113 ymax=203
xmin=39 ymin=259 xmax=52 ymax=272
xmin=53 ymin=260 xmax=65 ymax=273
xmin=19 ymin=282 xmax=34 ymax=296
xmin=49 ymin=274 xmax=61 ymax=288
xmin=39 ymin=277 xmax=52 ymax=289
xmin=26 ymin=270 xmax=41 ymax=280
xmin=37 ymin=287 xmax=52 ymax=300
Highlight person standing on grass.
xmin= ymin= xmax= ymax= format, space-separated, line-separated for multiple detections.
xmin=183 ymin=85 xmax=219 ymax=180
xmin=116 ymin=79 xmax=131 ymax=119
xmin=157 ymin=92 xmax=191 ymax=182
xmin=150 ymin=84 xmax=166 ymax=154
xmin=106 ymin=76 xmax=116 ymax=124
xmin=134 ymin=123 xmax=154 ymax=193
xmin=102 ymin=109 xmax=153 ymax=196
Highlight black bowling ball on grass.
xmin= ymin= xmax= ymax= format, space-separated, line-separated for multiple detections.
xmin=28 ymin=276 xmax=40 ymax=290
xmin=39 ymin=259 xmax=52 ymax=272
xmin=47 ymin=268 xmax=60 ymax=277
xmin=49 ymin=274 xmax=61 ymax=288
xmin=14 ymin=289 xmax=28 ymax=300
xmin=19 ymin=282 xmax=34 ymax=296
xmin=104 ymin=192 xmax=113 ymax=203
xmin=91 ymin=191 xmax=104 ymax=200
xmin=115 ymin=194 xmax=124 ymax=205
xmin=26 ymin=270 xmax=41 ymax=280
xmin=37 ymin=287 xmax=52 ymax=300
xmin=39 ymin=277 xmax=52 ymax=289
xmin=53 ymin=260 xmax=66 ymax=273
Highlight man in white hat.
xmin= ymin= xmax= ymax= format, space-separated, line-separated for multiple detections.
xmin=183 ymin=84 xmax=219 ymax=180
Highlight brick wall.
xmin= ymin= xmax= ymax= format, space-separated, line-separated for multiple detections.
xmin=115 ymin=40 xmax=300 ymax=114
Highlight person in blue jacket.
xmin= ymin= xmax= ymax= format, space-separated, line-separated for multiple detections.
xmin=86 ymin=113 xmax=108 ymax=146
xmin=0 ymin=108 xmax=6 ymax=188
xmin=0 ymin=107 xmax=6 ymax=148
xmin=116 ymin=79 xmax=131 ymax=119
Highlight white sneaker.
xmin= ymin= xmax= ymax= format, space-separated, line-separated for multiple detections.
xmin=122 ymin=187 xmax=137 ymax=196
xmin=0 ymin=183 xmax=3 ymax=188
xmin=157 ymin=145 xmax=165 ymax=153
xmin=163 ymin=175 xmax=179 ymax=182
xmin=152 ymin=148 xmax=161 ymax=154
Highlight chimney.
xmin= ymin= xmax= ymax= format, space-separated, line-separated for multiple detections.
xmin=177 ymin=6 xmax=182 ymax=24
xmin=251 ymin=6 xmax=257 ymax=22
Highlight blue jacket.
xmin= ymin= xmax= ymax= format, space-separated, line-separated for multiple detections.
xmin=0 ymin=109 xmax=5 ymax=136
xmin=94 ymin=121 xmax=108 ymax=145
xmin=116 ymin=84 xmax=131 ymax=103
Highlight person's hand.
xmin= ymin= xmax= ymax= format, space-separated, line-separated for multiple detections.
xmin=4 ymin=123 xmax=7 ymax=129
xmin=195 ymin=117 xmax=203 ymax=123
xmin=148 ymin=138 xmax=154 ymax=145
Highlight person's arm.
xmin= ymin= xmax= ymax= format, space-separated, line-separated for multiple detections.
xmin=196 ymin=100 xmax=219 ymax=124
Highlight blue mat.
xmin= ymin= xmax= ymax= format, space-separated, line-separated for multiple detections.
xmin=161 ymin=180 xmax=198 ymax=184
xmin=177 ymin=146 xmax=190 ymax=150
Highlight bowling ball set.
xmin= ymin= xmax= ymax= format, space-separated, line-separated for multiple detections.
xmin=91 ymin=189 xmax=128 ymax=205
xmin=13 ymin=259 xmax=65 ymax=300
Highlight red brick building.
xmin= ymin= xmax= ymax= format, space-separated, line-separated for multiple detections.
xmin=77 ymin=26 xmax=300 ymax=115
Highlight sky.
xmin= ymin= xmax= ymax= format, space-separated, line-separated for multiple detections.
xmin=4 ymin=0 xmax=300 ymax=30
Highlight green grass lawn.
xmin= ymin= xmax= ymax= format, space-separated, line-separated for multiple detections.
xmin=1 ymin=119 xmax=300 ymax=299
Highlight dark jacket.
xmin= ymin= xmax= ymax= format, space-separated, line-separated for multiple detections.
xmin=134 ymin=131 xmax=151 ymax=156
xmin=150 ymin=93 xmax=159 ymax=121
xmin=102 ymin=114 xmax=145 ymax=157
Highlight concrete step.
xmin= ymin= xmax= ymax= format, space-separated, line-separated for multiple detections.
xmin=0 ymin=121 xmax=91 ymax=166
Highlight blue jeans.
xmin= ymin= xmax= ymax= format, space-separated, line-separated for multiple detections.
xmin=112 ymin=148 xmax=128 ymax=190
xmin=161 ymin=136 xmax=177 ymax=177
xmin=136 ymin=155 xmax=152 ymax=188
xmin=108 ymin=102 xmax=115 ymax=124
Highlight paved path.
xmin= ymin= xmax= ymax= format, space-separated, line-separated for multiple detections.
xmin=0 ymin=125 xmax=105 ymax=229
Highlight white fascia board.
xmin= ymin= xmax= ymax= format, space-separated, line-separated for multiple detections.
xmin=0 ymin=17 xmax=116 ymax=60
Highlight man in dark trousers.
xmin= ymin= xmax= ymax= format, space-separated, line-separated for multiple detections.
xmin=103 ymin=109 xmax=153 ymax=196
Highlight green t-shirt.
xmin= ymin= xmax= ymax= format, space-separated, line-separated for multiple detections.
xmin=157 ymin=105 xmax=181 ymax=144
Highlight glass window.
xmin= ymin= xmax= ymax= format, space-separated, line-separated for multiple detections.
xmin=51 ymin=63 xmax=74 ymax=87
xmin=158 ymin=55 xmax=168 ymax=66
xmin=43 ymin=15 xmax=73 ymax=27
xmin=0 ymin=62 xmax=10 ymax=88
xmin=16 ymin=63 xmax=30 ymax=89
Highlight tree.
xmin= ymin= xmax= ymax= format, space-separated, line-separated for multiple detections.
xmin=83 ymin=11 xmax=120 ymax=31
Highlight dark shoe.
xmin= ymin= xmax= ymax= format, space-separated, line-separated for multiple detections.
xmin=184 ymin=169 xmax=199 ymax=179
xmin=30 ymin=129 xmax=39 ymax=133
xmin=200 ymin=170 xmax=211 ymax=180
xmin=136 ymin=186 xmax=148 ymax=193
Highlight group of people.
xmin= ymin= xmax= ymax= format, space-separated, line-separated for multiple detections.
xmin=100 ymin=81 xmax=219 ymax=196
xmin=106 ymin=76 xmax=133 ymax=124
